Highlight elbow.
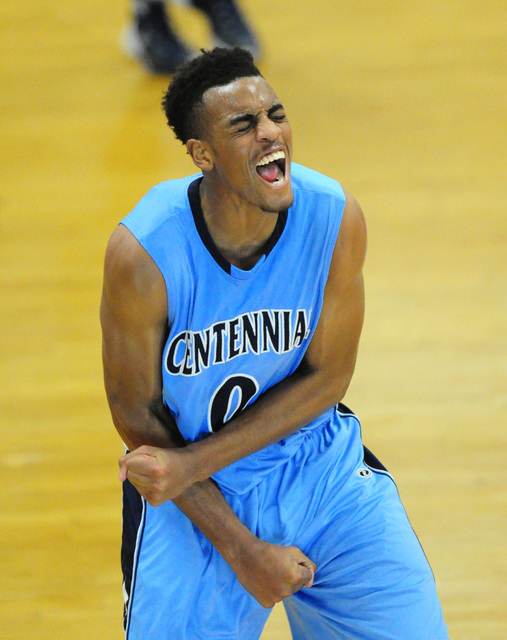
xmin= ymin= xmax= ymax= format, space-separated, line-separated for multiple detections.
xmin=105 ymin=388 xmax=148 ymax=450
xmin=297 ymin=358 xmax=356 ymax=414
xmin=319 ymin=375 xmax=353 ymax=410
xmin=108 ymin=403 xmax=145 ymax=451
xmin=106 ymin=392 xmax=183 ymax=450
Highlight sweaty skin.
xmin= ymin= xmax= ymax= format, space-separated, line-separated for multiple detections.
xmin=101 ymin=75 xmax=366 ymax=608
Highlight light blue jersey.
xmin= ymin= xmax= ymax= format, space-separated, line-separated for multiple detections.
xmin=119 ymin=164 xmax=448 ymax=640
xmin=122 ymin=163 xmax=344 ymax=493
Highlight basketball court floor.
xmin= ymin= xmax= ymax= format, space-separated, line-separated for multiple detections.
xmin=1 ymin=1 xmax=505 ymax=637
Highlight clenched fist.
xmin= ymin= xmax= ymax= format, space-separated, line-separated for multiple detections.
xmin=119 ymin=446 xmax=194 ymax=505
xmin=229 ymin=536 xmax=317 ymax=608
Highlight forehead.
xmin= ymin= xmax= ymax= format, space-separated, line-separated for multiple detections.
xmin=201 ymin=76 xmax=280 ymax=124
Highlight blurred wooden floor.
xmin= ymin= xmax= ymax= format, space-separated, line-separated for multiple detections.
xmin=1 ymin=1 xmax=506 ymax=638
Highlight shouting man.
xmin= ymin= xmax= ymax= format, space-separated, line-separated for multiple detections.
xmin=101 ymin=47 xmax=448 ymax=640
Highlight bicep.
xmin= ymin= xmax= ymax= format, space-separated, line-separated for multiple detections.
xmin=100 ymin=226 xmax=170 ymax=446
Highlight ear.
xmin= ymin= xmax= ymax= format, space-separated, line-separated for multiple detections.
xmin=186 ymin=139 xmax=214 ymax=172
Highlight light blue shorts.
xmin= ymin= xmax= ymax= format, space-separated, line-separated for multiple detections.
xmin=122 ymin=406 xmax=448 ymax=640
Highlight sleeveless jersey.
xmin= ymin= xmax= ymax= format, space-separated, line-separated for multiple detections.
xmin=121 ymin=162 xmax=345 ymax=493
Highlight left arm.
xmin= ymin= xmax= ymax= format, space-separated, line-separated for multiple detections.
xmin=121 ymin=191 xmax=366 ymax=499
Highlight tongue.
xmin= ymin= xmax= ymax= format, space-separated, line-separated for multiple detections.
xmin=256 ymin=161 xmax=280 ymax=183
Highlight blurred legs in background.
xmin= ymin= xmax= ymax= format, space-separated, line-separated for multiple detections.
xmin=122 ymin=0 xmax=260 ymax=74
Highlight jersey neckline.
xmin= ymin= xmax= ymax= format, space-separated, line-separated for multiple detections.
xmin=187 ymin=178 xmax=288 ymax=277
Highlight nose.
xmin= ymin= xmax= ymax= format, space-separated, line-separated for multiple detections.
xmin=255 ymin=114 xmax=282 ymax=142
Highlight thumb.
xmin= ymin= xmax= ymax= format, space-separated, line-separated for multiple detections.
xmin=118 ymin=455 xmax=128 ymax=482
xmin=299 ymin=560 xmax=317 ymax=588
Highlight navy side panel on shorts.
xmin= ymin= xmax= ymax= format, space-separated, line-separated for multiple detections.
xmin=337 ymin=402 xmax=389 ymax=474
xmin=363 ymin=445 xmax=388 ymax=472
xmin=121 ymin=479 xmax=145 ymax=631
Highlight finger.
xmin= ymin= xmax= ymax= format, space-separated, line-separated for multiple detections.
xmin=119 ymin=447 xmax=157 ymax=465
xmin=133 ymin=444 xmax=160 ymax=457
xmin=299 ymin=560 xmax=317 ymax=588
xmin=126 ymin=454 xmax=161 ymax=481
xmin=118 ymin=450 xmax=139 ymax=472
xmin=119 ymin=463 xmax=148 ymax=485
xmin=119 ymin=452 xmax=153 ymax=483
xmin=295 ymin=564 xmax=313 ymax=589
xmin=119 ymin=464 xmax=128 ymax=482
xmin=303 ymin=569 xmax=314 ymax=588
xmin=118 ymin=454 xmax=129 ymax=482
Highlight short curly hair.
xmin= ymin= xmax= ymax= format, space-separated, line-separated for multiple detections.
xmin=162 ymin=47 xmax=262 ymax=144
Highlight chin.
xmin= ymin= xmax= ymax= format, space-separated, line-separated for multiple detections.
xmin=259 ymin=183 xmax=293 ymax=213
xmin=273 ymin=189 xmax=294 ymax=212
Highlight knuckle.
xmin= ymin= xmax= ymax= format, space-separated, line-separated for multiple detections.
xmin=282 ymin=585 xmax=294 ymax=598
xmin=152 ymin=466 xmax=164 ymax=479
xmin=288 ymin=570 xmax=301 ymax=584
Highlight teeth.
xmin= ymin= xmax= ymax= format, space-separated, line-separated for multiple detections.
xmin=256 ymin=150 xmax=285 ymax=167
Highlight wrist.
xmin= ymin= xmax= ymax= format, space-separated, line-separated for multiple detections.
xmin=220 ymin=524 xmax=260 ymax=566
xmin=184 ymin=439 xmax=217 ymax=484
xmin=175 ymin=479 xmax=259 ymax=563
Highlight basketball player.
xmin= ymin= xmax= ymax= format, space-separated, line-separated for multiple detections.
xmin=100 ymin=47 xmax=448 ymax=639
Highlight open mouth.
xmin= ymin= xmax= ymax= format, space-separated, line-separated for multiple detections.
xmin=255 ymin=150 xmax=286 ymax=184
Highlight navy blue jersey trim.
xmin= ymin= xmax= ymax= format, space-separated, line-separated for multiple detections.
xmin=336 ymin=401 xmax=355 ymax=416
xmin=188 ymin=178 xmax=230 ymax=273
xmin=187 ymin=178 xmax=288 ymax=274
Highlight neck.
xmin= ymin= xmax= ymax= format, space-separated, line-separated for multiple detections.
xmin=199 ymin=179 xmax=279 ymax=270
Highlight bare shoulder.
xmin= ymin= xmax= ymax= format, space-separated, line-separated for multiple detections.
xmin=329 ymin=189 xmax=367 ymax=283
xmin=102 ymin=224 xmax=167 ymax=323
xmin=104 ymin=225 xmax=161 ymax=288
xmin=338 ymin=189 xmax=367 ymax=250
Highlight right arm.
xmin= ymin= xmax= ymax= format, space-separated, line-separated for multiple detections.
xmin=100 ymin=224 xmax=316 ymax=608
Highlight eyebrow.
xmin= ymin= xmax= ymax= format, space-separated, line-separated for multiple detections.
xmin=228 ymin=103 xmax=285 ymax=128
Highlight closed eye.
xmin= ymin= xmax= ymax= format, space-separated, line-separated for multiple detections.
xmin=236 ymin=122 xmax=254 ymax=133
xmin=229 ymin=114 xmax=255 ymax=133
xmin=268 ymin=103 xmax=287 ymax=122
